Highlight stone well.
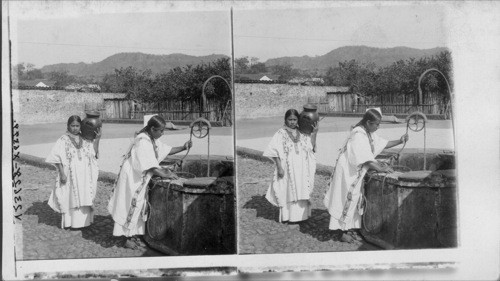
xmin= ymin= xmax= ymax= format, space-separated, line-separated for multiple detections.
xmin=360 ymin=148 xmax=457 ymax=250
xmin=143 ymin=155 xmax=235 ymax=255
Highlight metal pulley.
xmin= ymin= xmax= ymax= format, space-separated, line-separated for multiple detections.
xmin=405 ymin=111 xmax=428 ymax=170
xmin=406 ymin=111 xmax=427 ymax=132
xmin=190 ymin=118 xmax=211 ymax=138
xmin=189 ymin=117 xmax=212 ymax=177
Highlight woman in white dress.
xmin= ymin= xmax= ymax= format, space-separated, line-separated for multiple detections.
xmin=107 ymin=115 xmax=192 ymax=249
xmin=46 ymin=115 xmax=101 ymax=229
xmin=264 ymin=109 xmax=318 ymax=223
xmin=323 ymin=108 xmax=408 ymax=243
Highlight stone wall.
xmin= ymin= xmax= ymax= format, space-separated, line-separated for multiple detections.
xmin=235 ymin=83 xmax=346 ymax=119
xmin=14 ymin=85 xmax=347 ymax=123
xmin=13 ymin=89 xmax=126 ymax=124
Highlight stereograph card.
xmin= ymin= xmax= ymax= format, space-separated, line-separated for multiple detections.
xmin=2 ymin=1 xmax=499 ymax=280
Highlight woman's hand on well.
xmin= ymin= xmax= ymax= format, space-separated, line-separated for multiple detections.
xmin=380 ymin=165 xmax=394 ymax=173
xmin=162 ymin=168 xmax=179 ymax=180
xmin=166 ymin=172 xmax=179 ymax=180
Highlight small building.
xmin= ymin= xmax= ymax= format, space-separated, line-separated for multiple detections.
xmin=288 ymin=77 xmax=325 ymax=86
xmin=85 ymin=84 xmax=101 ymax=92
xmin=65 ymin=83 xmax=85 ymax=92
xmin=65 ymin=83 xmax=102 ymax=92
xmin=237 ymin=73 xmax=280 ymax=82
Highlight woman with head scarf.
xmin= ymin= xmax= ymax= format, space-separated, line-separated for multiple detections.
xmin=107 ymin=115 xmax=192 ymax=249
xmin=324 ymin=108 xmax=408 ymax=243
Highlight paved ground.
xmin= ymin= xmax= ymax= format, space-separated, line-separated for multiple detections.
xmin=20 ymin=122 xmax=233 ymax=146
xmin=236 ymin=116 xmax=454 ymax=166
xmin=20 ymin=123 xmax=234 ymax=174
xmin=235 ymin=116 xmax=452 ymax=139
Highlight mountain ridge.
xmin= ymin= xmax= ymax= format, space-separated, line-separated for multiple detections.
xmin=265 ymin=45 xmax=448 ymax=71
xmin=41 ymin=52 xmax=230 ymax=77
xmin=40 ymin=46 xmax=449 ymax=78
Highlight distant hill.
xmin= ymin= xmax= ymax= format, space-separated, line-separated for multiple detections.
xmin=265 ymin=46 xmax=449 ymax=71
xmin=41 ymin=52 xmax=229 ymax=77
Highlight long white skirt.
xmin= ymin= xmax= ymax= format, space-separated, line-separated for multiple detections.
xmin=280 ymin=200 xmax=311 ymax=222
xmin=328 ymin=209 xmax=361 ymax=231
xmin=112 ymin=219 xmax=145 ymax=237
xmin=62 ymin=206 xmax=94 ymax=228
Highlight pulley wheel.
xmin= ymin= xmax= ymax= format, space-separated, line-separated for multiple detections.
xmin=190 ymin=118 xmax=211 ymax=138
xmin=406 ymin=112 xmax=427 ymax=132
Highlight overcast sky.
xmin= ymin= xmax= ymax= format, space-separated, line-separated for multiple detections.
xmin=233 ymin=4 xmax=447 ymax=61
xmin=10 ymin=6 xmax=231 ymax=67
xmin=9 ymin=2 xmax=447 ymax=67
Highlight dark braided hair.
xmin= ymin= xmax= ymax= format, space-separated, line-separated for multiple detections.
xmin=284 ymin=109 xmax=300 ymax=121
xmin=136 ymin=115 xmax=167 ymax=137
xmin=354 ymin=108 xmax=382 ymax=129
xmin=66 ymin=115 xmax=82 ymax=132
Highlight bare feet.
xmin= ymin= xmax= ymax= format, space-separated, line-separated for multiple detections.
xmin=347 ymin=230 xmax=363 ymax=241
xmin=340 ymin=233 xmax=356 ymax=243
xmin=124 ymin=238 xmax=139 ymax=250
xmin=132 ymin=236 xmax=147 ymax=248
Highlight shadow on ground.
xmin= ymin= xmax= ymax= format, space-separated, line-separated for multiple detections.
xmin=24 ymin=200 xmax=164 ymax=256
xmin=243 ymin=194 xmax=380 ymax=251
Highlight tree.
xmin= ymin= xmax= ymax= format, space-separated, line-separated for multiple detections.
xmin=271 ymin=63 xmax=298 ymax=81
xmin=15 ymin=63 xmax=25 ymax=79
xmin=26 ymin=68 xmax=44 ymax=80
xmin=249 ymin=62 xmax=267 ymax=74
xmin=48 ymin=70 xmax=76 ymax=87
xmin=235 ymin=56 xmax=249 ymax=73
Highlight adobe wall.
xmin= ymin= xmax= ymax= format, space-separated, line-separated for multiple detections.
xmin=12 ymin=89 xmax=126 ymax=124
xmin=235 ymin=83 xmax=345 ymax=119
xmin=14 ymin=85 xmax=346 ymax=123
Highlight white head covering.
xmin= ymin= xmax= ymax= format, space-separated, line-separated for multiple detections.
xmin=366 ymin=107 xmax=382 ymax=116
xmin=143 ymin=114 xmax=158 ymax=127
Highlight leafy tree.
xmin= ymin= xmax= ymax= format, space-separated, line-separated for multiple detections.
xmin=100 ymin=58 xmax=231 ymax=111
xmin=235 ymin=56 xmax=249 ymax=74
xmin=249 ymin=62 xmax=267 ymax=74
xmin=48 ymin=70 xmax=76 ymax=87
xmin=12 ymin=63 xmax=44 ymax=80
xmin=322 ymin=50 xmax=452 ymax=110
xmin=14 ymin=63 xmax=25 ymax=79
xmin=26 ymin=68 xmax=44 ymax=80
xmin=249 ymin=57 xmax=259 ymax=66
xmin=270 ymin=63 xmax=299 ymax=81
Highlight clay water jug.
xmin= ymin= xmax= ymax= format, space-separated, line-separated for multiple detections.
xmin=298 ymin=104 xmax=319 ymax=135
xmin=81 ymin=111 xmax=102 ymax=141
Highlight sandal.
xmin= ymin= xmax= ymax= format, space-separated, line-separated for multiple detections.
xmin=124 ymin=238 xmax=139 ymax=250
xmin=340 ymin=233 xmax=356 ymax=243
xmin=348 ymin=230 xmax=363 ymax=241
xmin=132 ymin=236 xmax=147 ymax=248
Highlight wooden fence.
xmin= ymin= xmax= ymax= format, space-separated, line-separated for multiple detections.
xmin=97 ymin=98 xmax=232 ymax=125
xmin=308 ymin=90 xmax=449 ymax=117
xmin=102 ymin=99 xmax=130 ymax=119
xmin=308 ymin=92 xmax=354 ymax=113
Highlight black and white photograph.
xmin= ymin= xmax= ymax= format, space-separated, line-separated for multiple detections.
xmin=4 ymin=1 xmax=236 ymax=278
xmin=235 ymin=4 xmax=456 ymax=256
xmin=2 ymin=1 xmax=500 ymax=280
